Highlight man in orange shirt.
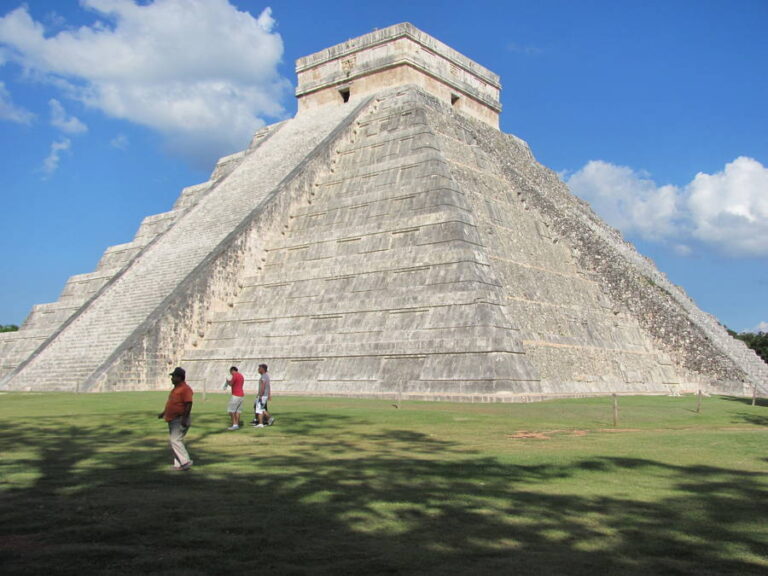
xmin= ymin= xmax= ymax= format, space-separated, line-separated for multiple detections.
xmin=158 ymin=366 xmax=194 ymax=471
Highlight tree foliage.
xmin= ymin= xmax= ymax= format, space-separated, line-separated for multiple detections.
xmin=0 ymin=324 xmax=19 ymax=333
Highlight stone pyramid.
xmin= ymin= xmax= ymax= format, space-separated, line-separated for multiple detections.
xmin=2 ymin=23 xmax=765 ymax=399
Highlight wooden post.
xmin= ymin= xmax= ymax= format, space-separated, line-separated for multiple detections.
xmin=612 ymin=393 xmax=619 ymax=427
xmin=696 ymin=389 xmax=702 ymax=413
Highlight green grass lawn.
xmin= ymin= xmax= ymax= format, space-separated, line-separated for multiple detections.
xmin=1 ymin=392 xmax=766 ymax=575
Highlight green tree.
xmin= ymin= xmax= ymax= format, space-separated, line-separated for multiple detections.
xmin=0 ymin=324 xmax=19 ymax=333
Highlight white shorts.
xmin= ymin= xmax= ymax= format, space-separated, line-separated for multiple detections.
xmin=254 ymin=396 xmax=269 ymax=414
xmin=227 ymin=395 xmax=244 ymax=413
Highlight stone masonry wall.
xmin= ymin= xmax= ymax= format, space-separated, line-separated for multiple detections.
xmin=1 ymin=102 xmax=365 ymax=392
xmin=457 ymin=112 xmax=767 ymax=395
xmin=422 ymin=91 xmax=694 ymax=395
xmin=87 ymin=100 xmax=372 ymax=391
xmin=180 ymin=86 xmax=537 ymax=400
xmin=3 ymin=84 xmax=764 ymax=398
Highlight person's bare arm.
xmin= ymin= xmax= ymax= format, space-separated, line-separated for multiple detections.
xmin=181 ymin=402 xmax=192 ymax=427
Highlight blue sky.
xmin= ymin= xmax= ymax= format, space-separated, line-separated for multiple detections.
xmin=0 ymin=0 xmax=766 ymax=333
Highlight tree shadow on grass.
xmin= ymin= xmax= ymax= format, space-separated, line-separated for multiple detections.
xmin=736 ymin=413 xmax=768 ymax=426
xmin=718 ymin=396 xmax=768 ymax=426
xmin=0 ymin=411 xmax=767 ymax=576
xmin=720 ymin=395 xmax=768 ymax=408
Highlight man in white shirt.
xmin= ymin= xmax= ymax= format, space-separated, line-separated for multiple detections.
xmin=252 ymin=363 xmax=275 ymax=428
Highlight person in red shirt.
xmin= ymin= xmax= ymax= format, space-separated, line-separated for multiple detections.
xmin=224 ymin=365 xmax=245 ymax=430
xmin=158 ymin=366 xmax=194 ymax=470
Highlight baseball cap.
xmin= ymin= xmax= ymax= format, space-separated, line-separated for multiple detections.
xmin=169 ymin=366 xmax=186 ymax=379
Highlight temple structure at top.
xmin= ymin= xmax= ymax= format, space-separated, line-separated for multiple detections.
xmin=295 ymin=23 xmax=501 ymax=128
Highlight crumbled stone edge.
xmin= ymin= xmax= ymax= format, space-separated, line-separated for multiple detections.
xmin=438 ymin=105 xmax=764 ymax=394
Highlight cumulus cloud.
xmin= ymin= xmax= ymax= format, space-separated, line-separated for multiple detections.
xmin=110 ymin=133 xmax=129 ymax=150
xmin=753 ymin=321 xmax=768 ymax=333
xmin=0 ymin=0 xmax=291 ymax=167
xmin=686 ymin=157 xmax=768 ymax=256
xmin=49 ymin=98 xmax=87 ymax=133
xmin=41 ymin=138 xmax=71 ymax=176
xmin=566 ymin=160 xmax=682 ymax=241
xmin=566 ymin=157 xmax=768 ymax=257
xmin=0 ymin=80 xmax=34 ymax=123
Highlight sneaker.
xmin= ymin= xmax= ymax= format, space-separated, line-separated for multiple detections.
xmin=174 ymin=460 xmax=193 ymax=471
xmin=254 ymin=423 xmax=265 ymax=428
xmin=227 ymin=425 xmax=240 ymax=430
xmin=267 ymin=417 xmax=275 ymax=426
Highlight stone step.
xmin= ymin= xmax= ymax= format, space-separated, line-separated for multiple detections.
xmin=4 ymin=103 xmax=363 ymax=391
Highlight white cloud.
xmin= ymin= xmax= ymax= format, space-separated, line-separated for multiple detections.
xmin=686 ymin=157 xmax=768 ymax=257
xmin=0 ymin=0 xmax=291 ymax=167
xmin=566 ymin=157 xmax=768 ymax=257
xmin=110 ymin=133 xmax=129 ymax=150
xmin=566 ymin=160 xmax=682 ymax=241
xmin=0 ymin=81 xmax=34 ymax=123
xmin=672 ymin=244 xmax=692 ymax=257
xmin=41 ymin=138 xmax=71 ymax=176
xmin=49 ymin=98 xmax=88 ymax=133
xmin=752 ymin=321 xmax=768 ymax=333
